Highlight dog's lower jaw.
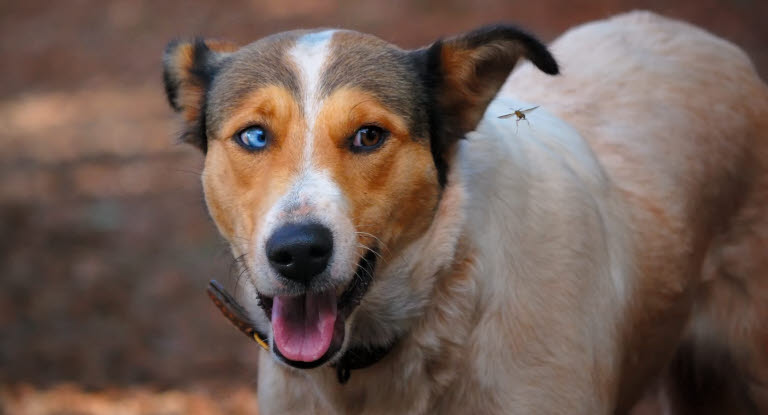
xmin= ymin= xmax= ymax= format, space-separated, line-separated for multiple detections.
xmin=259 ymin=248 xmax=479 ymax=414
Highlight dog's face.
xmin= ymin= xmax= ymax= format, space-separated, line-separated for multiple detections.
xmin=164 ymin=26 xmax=556 ymax=368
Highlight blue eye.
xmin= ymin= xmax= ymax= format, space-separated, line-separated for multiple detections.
xmin=236 ymin=126 xmax=269 ymax=151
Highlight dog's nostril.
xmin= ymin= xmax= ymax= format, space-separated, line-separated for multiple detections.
xmin=272 ymin=251 xmax=293 ymax=265
xmin=266 ymin=222 xmax=333 ymax=285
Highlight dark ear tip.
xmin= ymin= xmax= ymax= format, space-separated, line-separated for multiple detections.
xmin=163 ymin=38 xmax=183 ymax=58
xmin=162 ymin=38 xmax=189 ymax=112
xmin=466 ymin=24 xmax=560 ymax=76
xmin=530 ymin=47 xmax=560 ymax=75
xmin=512 ymin=27 xmax=559 ymax=76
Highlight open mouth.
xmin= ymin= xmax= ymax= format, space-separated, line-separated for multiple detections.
xmin=256 ymin=249 xmax=378 ymax=368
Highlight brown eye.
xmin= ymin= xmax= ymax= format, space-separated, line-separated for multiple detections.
xmin=351 ymin=126 xmax=387 ymax=151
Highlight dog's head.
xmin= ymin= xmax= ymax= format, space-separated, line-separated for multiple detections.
xmin=163 ymin=26 xmax=557 ymax=368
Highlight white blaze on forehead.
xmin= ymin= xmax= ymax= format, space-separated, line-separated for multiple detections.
xmin=288 ymin=30 xmax=337 ymax=169
xmin=252 ymin=31 xmax=362 ymax=296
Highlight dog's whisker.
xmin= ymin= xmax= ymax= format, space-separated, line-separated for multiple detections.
xmin=355 ymin=241 xmax=384 ymax=260
xmin=228 ymin=253 xmax=247 ymax=275
xmin=354 ymin=230 xmax=390 ymax=254
xmin=233 ymin=263 xmax=251 ymax=299
xmin=227 ymin=252 xmax=251 ymax=298
xmin=357 ymin=243 xmax=385 ymax=264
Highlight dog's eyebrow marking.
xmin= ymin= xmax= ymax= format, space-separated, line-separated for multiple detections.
xmin=288 ymin=30 xmax=336 ymax=171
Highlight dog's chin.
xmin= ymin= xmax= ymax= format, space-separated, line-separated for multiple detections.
xmin=256 ymin=249 xmax=378 ymax=369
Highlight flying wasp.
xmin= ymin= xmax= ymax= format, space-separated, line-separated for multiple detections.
xmin=498 ymin=105 xmax=539 ymax=132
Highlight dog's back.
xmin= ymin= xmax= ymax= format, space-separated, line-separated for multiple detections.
xmin=503 ymin=11 xmax=768 ymax=413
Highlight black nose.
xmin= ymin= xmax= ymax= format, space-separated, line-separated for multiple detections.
xmin=266 ymin=223 xmax=333 ymax=284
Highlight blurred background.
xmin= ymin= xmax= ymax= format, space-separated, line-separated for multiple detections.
xmin=0 ymin=0 xmax=766 ymax=413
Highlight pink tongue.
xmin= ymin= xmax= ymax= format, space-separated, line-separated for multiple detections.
xmin=271 ymin=290 xmax=337 ymax=362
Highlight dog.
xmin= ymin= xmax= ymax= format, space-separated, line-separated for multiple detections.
xmin=162 ymin=11 xmax=768 ymax=414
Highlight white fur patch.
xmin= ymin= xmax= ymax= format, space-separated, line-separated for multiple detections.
xmin=288 ymin=30 xmax=336 ymax=170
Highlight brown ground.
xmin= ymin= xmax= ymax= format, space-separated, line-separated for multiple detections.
xmin=1 ymin=1 xmax=766 ymax=413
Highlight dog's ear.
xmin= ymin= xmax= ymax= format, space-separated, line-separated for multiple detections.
xmin=163 ymin=38 xmax=238 ymax=152
xmin=420 ymin=25 xmax=558 ymax=136
xmin=414 ymin=25 xmax=558 ymax=183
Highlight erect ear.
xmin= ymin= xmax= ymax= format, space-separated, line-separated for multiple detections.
xmin=415 ymin=25 xmax=558 ymax=184
xmin=423 ymin=25 xmax=559 ymax=136
xmin=162 ymin=38 xmax=238 ymax=152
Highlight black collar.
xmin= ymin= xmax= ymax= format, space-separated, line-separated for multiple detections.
xmin=207 ymin=280 xmax=394 ymax=384
xmin=332 ymin=341 xmax=393 ymax=384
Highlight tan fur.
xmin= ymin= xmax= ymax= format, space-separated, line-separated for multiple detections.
xmin=177 ymin=11 xmax=768 ymax=414
xmin=500 ymin=11 xmax=768 ymax=413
